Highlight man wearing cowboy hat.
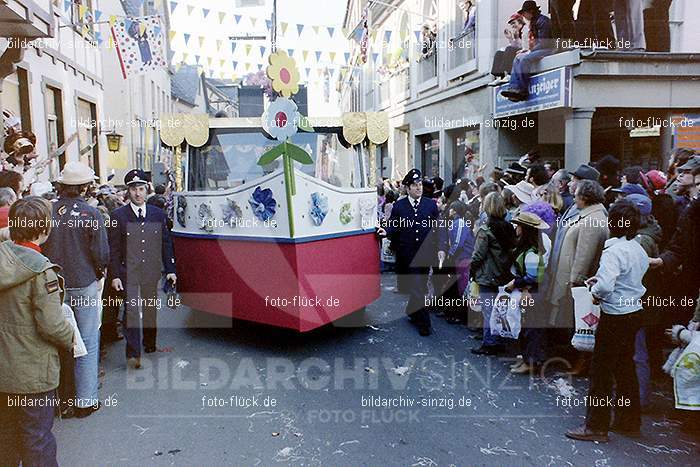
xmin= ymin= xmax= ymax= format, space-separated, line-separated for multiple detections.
xmin=43 ymin=161 xmax=109 ymax=418
xmin=108 ymin=169 xmax=176 ymax=369
xmin=501 ymin=1 xmax=554 ymax=102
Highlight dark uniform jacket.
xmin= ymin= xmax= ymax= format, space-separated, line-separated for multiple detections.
xmin=109 ymin=204 xmax=176 ymax=284
xmin=43 ymin=196 xmax=110 ymax=288
xmin=386 ymin=196 xmax=439 ymax=268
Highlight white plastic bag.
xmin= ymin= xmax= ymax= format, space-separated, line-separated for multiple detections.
xmin=489 ymin=287 xmax=522 ymax=339
xmin=672 ymin=334 xmax=700 ymax=411
xmin=570 ymin=286 xmax=601 ymax=352
xmin=62 ymin=303 xmax=87 ymax=358
xmin=381 ymin=238 xmax=396 ymax=263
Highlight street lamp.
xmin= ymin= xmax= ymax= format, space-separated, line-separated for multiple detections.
xmin=106 ymin=130 xmax=123 ymax=153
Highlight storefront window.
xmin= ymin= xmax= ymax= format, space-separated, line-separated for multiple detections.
xmin=420 ymin=132 xmax=440 ymax=178
xmin=452 ymin=127 xmax=480 ymax=182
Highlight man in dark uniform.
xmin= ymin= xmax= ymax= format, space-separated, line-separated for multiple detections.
xmin=108 ymin=169 xmax=176 ymax=368
xmin=379 ymin=169 xmax=439 ymax=336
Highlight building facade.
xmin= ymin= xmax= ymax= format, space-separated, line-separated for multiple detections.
xmin=342 ymin=0 xmax=700 ymax=183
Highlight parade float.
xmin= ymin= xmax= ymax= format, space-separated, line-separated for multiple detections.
xmin=160 ymin=51 xmax=387 ymax=331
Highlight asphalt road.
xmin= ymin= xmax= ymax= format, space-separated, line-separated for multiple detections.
xmin=54 ymin=275 xmax=698 ymax=466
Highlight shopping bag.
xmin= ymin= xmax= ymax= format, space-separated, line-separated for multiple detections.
xmin=570 ymin=286 xmax=601 ymax=352
xmin=381 ymin=238 xmax=396 ymax=263
xmin=672 ymin=333 xmax=700 ymax=411
xmin=489 ymin=287 xmax=522 ymax=339
xmin=468 ymin=280 xmax=481 ymax=312
xmin=62 ymin=303 xmax=87 ymax=358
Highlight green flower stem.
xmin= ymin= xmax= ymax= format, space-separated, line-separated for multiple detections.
xmin=282 ymin=148 xmax=295 ymax=238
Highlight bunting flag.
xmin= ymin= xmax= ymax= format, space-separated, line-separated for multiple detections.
xmin=170 ymin=1 xmax=177 ymax=13
xmin=344 ymin=52 xmax=350 ymax=63
xmin=287 ymin=48 xmax=294 ymax=57
xmin=384 ymin=30 xmax=392 ymax=44
xmin=79 ymin=4 xmax=87 ymax=19
xmin=233 ymin=60 xmax=238 ymax=69
xmin=64 ymin=0 xmax=71 ymax=12
xmin=234 ymin=15 xmax=242 ymax=24
xmin=329 ymin=52 xmax=336 ymax=63
xmin=257 ymin=64 xmax=263 ymax=71
xmin=169 ymin=30 xmax=177 ymax=41
xmin=187 ymin=5 xmax=194 ymax=15
xmin=218 ymin=12 xmax=226 ymax=24
xmin=265 ymin=20 xmax=272 ymax=31
xmin=231 ymin=42 xmax=237 ymax=54
xmin=327 ymin=27 xmax=335 ymax=38
xmin=183 ymin=33 xmax=190 ymax=45
xmin=202 ymin=8 xmax=210 ymax=18
xmin=112 ymin=16 xmax=167 ymax=79
xmin=182 ymin=52 xmax=188 ymax=62
xmin=297 ymin=24 xmax=304 ymax=36
xmin=315 ymin=51 xmax=322 ymax=62
xmin=245 ymin=44 xmax=252 ymax=56
xmin=198 ymin=36 xmax=205 ymax=48
xmin=109 ymin=15 xmax=117 ymax=27
xmin=94 ymin=10 xmax=102 ymax=23
xmin=281 ymin=22 xmax=288 ymax=35
xmin=372 ymin=52 xmax=379 ymax=63
xmin=259 ymin=46 xmax=266 ymax=57
xmin=245 ymin=63 xmax=251 ymax=71
xmin=312 ymin=25 xmax=319 ymax=35
xmin=414 ymin=31 xmax=421 ymax=42
xmin=302 ymin=50 xmax=309 ymax=62
xmin=207 ymin=57 xmax=213 ymax=66
xmin=216 ymin=39 xmax=222 ymax=51
xmin=305 ymin=67 xmax=311 ymax=78
xmin=195 ymin=55 xmax=200 ymax=64
xmin=250 ymin=17 xmax=257 ymax=27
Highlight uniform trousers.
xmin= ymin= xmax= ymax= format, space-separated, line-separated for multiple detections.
xmin=405 ymin=266 xmax=432 ymax=330
xmin=124 ymin=278 xmax=159 ymax=358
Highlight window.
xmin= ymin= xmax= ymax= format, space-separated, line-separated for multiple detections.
xmin=73 ymin=0 xmax=96 ymax=40
xmin=420 ymin=132 xmax=440 ymax=179
xmin=188 ymin=129 xmax=368 ymax=191
xmin=418 ymin=0 xmax=439 ymax=85
xmin=44 ymin=85 xmax=65 ymax=169
xmin=4 ymin=68 xmax=32 ymax=132
xmin=448 ymin=0 xmax=477 ymax=72
xmin=451 ymin=127 xmax=480 ymax=182
xmin=77 ymin=98 xmax=100 ymax=177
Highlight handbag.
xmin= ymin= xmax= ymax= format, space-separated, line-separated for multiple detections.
xmin=489 ymin=287 xmax=522 ymax=339
xmin=570 ymin=286 xmax=601 ymax=352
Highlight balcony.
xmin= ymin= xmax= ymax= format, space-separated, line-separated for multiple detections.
xmin=447 ymin=28 xmax=477 ymax=80
xmin=417 ymin=51 xmax=438 ymax=90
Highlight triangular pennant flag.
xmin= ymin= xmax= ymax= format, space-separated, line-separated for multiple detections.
xmin=169 ymin=30 xmax=177 ymax=41
xmin=234 ymin=15 xmax=242 ymax=24
xmin=287 ymin=49 xmax=294 ymax=57
xmin=109 ymin=15 xmax=117 ymax=27
xmin=250 ymin=17 xmax=257 ymax=27
xmin=167 ymin=50 xmax=175 ymax=62
xmin=315 ymin=51 xmax=322 ymax=62
xmin=187 ymin=5 xmax=194 ymax=15
xmin=182 ymin=52 xmax=188 ymax=62
xmin=207 ymin=57 xmax=213 ymax=66
xmin=260 ymin=46 xmax=266 ymax=57
xmin=195 ymin=55 xmax=200 ymax=64
xmin=198 ymin=36 xmax=205 ymax=48
xmin=297 ymin=24 xmax=304 ymax=36
xmin=202 ymin=8 xmax=210 ymax=18
xmin=216 ymin=39 xmax=223 ymax=51
xmin=245 ymin=63 xmax=251 ymax=71
xmin=312 ymin=25 xmax=319 ymax=35
xmin=220 ymin=59 xmax=225 ymax=67
xmin=95 ymin=31 xmax=103 ymax=45
xmin=64 ymin=0 xmax=71 ymax=12
xmin=384 ymin=30 xmax=392 ymax=44
xmin=233 ymin=61 xmax=238 ymax=69
xmin=344 ymin=52 xmax=350 ymax=63
xmin=302 ymin=50 xmax=309 ymax=62
xmin=170 ymin=1 xmax=178 ymax=13
xmin=305 ymin=67 xmax=311 ymax=78
xmin=94 ymin=10 xmax=102 ymax=22
xmin=414 ymin=31 xmax=421 ymax=42
xmin=257 ymin=64 xmax=263 ymax=71
xmin=327 ymin=27 xmax=335 ymax=37
xmin=372 ymin=53 xmax=379 ymax=63
xmin=265 ymin=20 xmax=272 ymax=31
xmin=231 ymin=42 xmax=237 ymax=54
xmin=78 ymin=5 xmax=87 ymax=19
xmin=219 ymin=11 xmax=226 ymax=23
xmin=245 ymin=44 xmax=252 ymax=56
xmin=281 ymin=22 xmax=288 ymax=35
xmin=329 ymin=52 xmax=336 ymax=63
xmin=183 ymin=33 xmax=191 ymax=45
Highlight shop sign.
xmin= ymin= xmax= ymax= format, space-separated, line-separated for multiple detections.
xmin=494 ymin=67 xmax=572 ymax=119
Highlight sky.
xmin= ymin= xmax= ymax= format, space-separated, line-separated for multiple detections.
xmin=168 ymin=0 xmax=351 ymax=82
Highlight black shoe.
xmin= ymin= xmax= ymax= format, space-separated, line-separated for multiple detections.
xmin=418 ymin=327 xmax=432 ymax=337
xmin=144 ymin=346 xmax=157 ymax=354
xmin=500 ymin=88 xmax=528 ymax=101
xmin=74 ymin=402 xmax=100 ymax=419
xmin=471 ymin=345 xmax=502 ymax=355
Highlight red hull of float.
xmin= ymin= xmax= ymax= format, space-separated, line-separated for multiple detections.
xmin=172 ymin=233 xmax=381 ymax=331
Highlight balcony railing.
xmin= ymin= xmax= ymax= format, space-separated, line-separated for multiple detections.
xmin=418 ymin=51 xmax=438 ymax=85
xmin=448 ymin=28 xmax=476 ymax=72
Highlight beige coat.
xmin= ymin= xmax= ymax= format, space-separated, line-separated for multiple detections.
xmin=549 ymin=203 xmax=609 ymax=324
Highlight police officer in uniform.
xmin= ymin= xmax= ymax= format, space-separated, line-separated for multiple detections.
xmin=108 ymin=170 xmax=176 ymax=368
xmin=379 ymin=169 xmax=439 ymax=336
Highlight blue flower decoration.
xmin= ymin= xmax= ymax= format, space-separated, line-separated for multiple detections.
xmin=221 ymin=198 xmax=243 ymax=226
xmin=249 ymin=186 xmax=277 ymax=222
xmin=309 ymin=192 xmax=329 ymax=226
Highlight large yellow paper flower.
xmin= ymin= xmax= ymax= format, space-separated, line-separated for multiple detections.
xmin=267 ymin=51 xmax=300 ymax=98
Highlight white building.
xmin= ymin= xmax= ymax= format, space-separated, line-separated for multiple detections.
xmin=342 ymin=0 xmax=700 ymax=182
xmin=1 ymin=0 xmax=105 ymax=183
